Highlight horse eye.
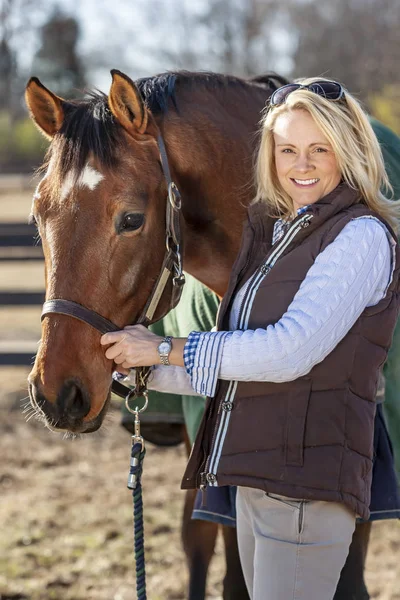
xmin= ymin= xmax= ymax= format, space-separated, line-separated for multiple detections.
xmin=120 ymin=213 xmax=145 ymax=233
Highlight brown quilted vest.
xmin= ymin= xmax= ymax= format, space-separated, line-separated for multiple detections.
xmin=181 ymin=184 xmax=400 ymax=520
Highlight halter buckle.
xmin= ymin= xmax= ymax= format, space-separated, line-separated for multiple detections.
xmin=168 ymin=182 xmax=182 ymax=210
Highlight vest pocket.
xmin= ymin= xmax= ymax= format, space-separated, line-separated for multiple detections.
xmin=285 ymin=379 xmax=312 ymax=467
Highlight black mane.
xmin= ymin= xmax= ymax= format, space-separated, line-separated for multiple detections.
xmin=136 ymin=71 xmax=288 ymax=114
xmin=48 ymin=71 xmax=287 ymax=179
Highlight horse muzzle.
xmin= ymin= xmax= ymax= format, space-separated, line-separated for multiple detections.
xmin=28 ymin=378 xmax=109 ymax=433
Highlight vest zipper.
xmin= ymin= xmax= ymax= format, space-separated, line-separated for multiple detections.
xmin=200 ymin=212 xmax=313 ymax=487
xmin=239 ymin=213 xmax=313 ymax=330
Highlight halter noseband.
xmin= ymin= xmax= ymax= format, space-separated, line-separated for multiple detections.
xmin=40 ymin=133 xmax=185 ymax=399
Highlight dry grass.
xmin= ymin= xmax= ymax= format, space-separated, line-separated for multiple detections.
xmin=0 ymin=370 xmax=399 ymax=600
xmin=0 ymin=375 xmax=225 ymax=600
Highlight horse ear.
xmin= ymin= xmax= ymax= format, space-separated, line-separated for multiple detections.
xmin=25 ymin=77 xmax=65 ymax=139
xmin=108 ymin=69 xmax=148 ymax=136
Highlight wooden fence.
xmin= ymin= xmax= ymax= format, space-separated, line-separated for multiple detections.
xmin=0 ymin=176 xmax=43 ymax=366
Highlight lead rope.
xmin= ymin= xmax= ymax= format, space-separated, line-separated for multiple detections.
xmin=38 ymin=131 xmax=184 ymax=599
xmin=126 ymin=384 xmax=148 ymax=600
xmin=124 ymin=140 xmax=184 ymax=599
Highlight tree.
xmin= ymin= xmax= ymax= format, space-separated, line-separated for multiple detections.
xmin=0 ymin=0 xmax=48 ymax=116
xmin=32 ymin=8 xmax=86 ymax=98
xmin=284 ymin=0 xmax=400 ymax=106
xmin=100 ymin=0 xmax=284 ymax=79
xmin=0 ymin=38 xmax=15 ymax=110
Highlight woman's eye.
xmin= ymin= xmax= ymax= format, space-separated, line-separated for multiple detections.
xmin=315 ymin=147 xmax=327 ymax=153
xmin=120 ymin=213 xmax=145 ymax=232
xmin=282 ymin=148 xmax=294 ymax=153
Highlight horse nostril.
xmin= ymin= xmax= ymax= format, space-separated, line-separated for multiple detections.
xmin=61 ymin=380 xmax=90 ymax=420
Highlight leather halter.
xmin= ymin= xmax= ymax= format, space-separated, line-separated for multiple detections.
xmin=41 ymin=133 xmax=185 ymax=399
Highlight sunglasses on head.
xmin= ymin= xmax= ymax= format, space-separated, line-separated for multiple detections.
xmin=270 ymin=81 xmax=344 ymax=107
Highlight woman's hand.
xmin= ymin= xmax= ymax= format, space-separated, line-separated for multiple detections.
xmin=100 ymin=324 xmax=162 ymax=370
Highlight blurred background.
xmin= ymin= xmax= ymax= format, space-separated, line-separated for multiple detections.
xmin=1 ymin=1 xmax=400 ymax=599
xmin=1 ymin=0 xmax=400 ymax=173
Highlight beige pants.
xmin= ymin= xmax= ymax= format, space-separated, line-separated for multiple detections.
xmin=236 ymin=486 xmax=356 ymax=600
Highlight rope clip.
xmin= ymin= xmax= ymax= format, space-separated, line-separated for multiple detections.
xmin=132 ymin=409 xmax=145 ymax=452
xmin=125 ymin=388 xmax=148 ymax=452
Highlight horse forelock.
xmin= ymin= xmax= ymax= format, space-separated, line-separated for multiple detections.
xmin=41 ymin=91 xmax=120 ymax=192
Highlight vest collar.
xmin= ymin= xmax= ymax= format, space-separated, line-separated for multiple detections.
xmin=305 ymin=182 xmax=361 ymax=222
xmin=248 ymin=183 xmax=361 ymax=243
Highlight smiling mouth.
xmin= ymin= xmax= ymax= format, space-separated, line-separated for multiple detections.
xmin=291 ymin=178 xmax=320 ymax=187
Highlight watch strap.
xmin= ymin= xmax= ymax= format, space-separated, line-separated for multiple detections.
xmin=159 ymin=336 xmax=172 ymax=366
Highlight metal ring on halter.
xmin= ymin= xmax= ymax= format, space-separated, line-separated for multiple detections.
xmin=175 ymin=246 xmax=183 ymax=273
xmin=173 ymin=249 xmax=185 ymax=287
xmin=166 ymin=234 xmax=181 ymax=255
xmin=168 ymin=182 xmax=182 ymax=210
xmin=125 ymin=388 xmax=149 ymax=415
xmin=166 ymin=236 xmax=173 ymax=252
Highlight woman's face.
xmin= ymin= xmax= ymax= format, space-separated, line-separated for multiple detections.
xmin=273 ymin=109 xmax=342 ymax=212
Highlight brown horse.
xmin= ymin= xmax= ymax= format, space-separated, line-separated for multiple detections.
xmin=25 ymin=69 xmax=370 ymax=599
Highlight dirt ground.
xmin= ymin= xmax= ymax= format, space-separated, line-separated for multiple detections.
xmin=0 ymin=369 xmax=227 ymax=600
xmin=1 ymin=373 xmax=400 ymax=600
xmin=1 ymin=187 xmax=400 ymax=599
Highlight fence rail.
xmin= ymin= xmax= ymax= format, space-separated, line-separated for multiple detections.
xmin=0 ymin=341 xmax=38 ymax=366
xmin=0 ymin=292 xmax=44 ymax=305
xmin=1 ymin=220 xmax=42 ymax=365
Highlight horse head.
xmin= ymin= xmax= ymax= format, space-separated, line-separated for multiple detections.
xmin=25 ymin=70 xmax=181 ymax=433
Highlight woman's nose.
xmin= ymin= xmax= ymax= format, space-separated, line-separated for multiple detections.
xmin=294 ymin=154 xmax=314 ymax=172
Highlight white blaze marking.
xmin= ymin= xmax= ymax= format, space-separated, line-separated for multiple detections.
xmin=80 ymin=165 xmax=104 ymax=190
xmin=60 ymin=165 xmax=104 ymax=200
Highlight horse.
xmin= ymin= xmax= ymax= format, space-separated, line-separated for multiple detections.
xmin=25 ymin=69 xmax=374 ymax=599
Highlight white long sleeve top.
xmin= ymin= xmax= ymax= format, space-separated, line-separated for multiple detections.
xmin=143 ymin=216 xmax=393 ymax=398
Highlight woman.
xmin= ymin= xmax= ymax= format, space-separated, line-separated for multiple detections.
xmin=101 ymin=79 xmax=400 ymax=599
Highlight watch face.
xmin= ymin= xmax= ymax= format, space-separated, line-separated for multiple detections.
xmin=158 ymin=341 xmax=171 ymax=355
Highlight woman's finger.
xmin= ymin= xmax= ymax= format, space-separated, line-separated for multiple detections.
xmin=124 ymin=324 xmax=146 ymax=332
xmin=105 ymin=347 xmax=118 ymax=360
xmin=116 ymin=367 xmax=130 ymax=375
xmin=105 ymin=346 xmax=120 ymax=360
xmin=100 ymin=331 xmax=126 ymax=346
xmin=105 ymin=343 xmax=126 ymax=361
xmin=116 ymin=365 xmax=131 ymax=375
xmin=113 ymin=354 xmax=127 ymax=365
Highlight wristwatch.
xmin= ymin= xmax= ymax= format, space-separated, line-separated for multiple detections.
xmin=157 ymin=336 xmax=173 ymax=366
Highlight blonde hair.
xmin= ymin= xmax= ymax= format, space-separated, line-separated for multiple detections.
xmin=254 ymin=77 xmax=400 ymax=232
